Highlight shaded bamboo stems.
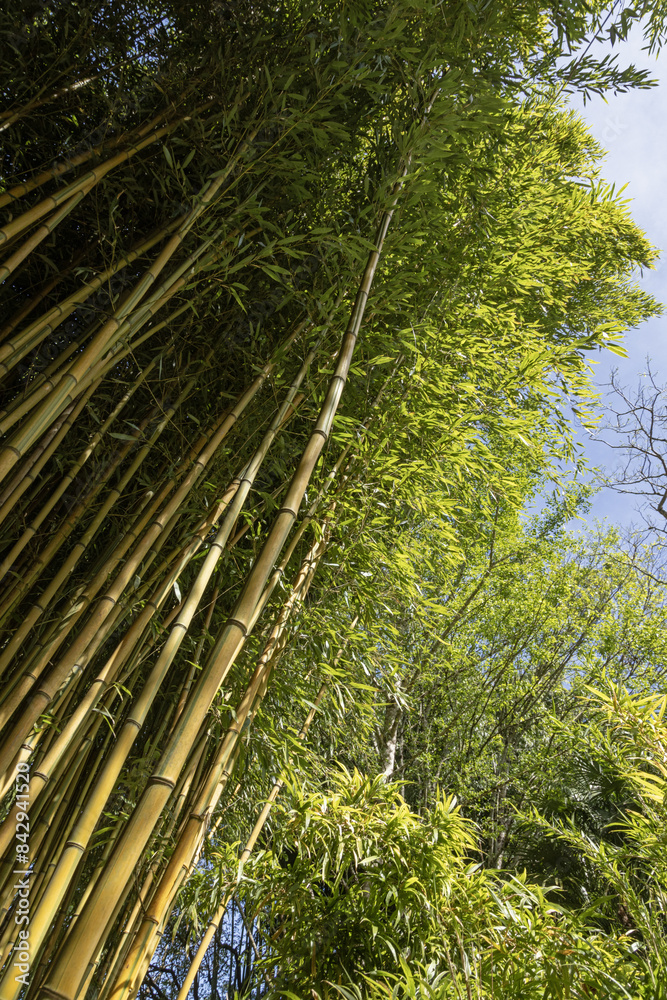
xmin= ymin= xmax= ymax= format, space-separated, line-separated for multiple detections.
xmin=0 ymin=105 xmax=189 ymax=207
xmin=0 ymin=431 xmax=142 ymax=636
xmin=0 ymin=308 xmax=271 ymax=668
xmin=0 ymin=380 xmax=196 ymax=718
xmin=0 ymin=257 xmax=83 ymax=343
xmin=0 ymin=404 xmax=159 ymax=633
xmin=0 ymin=351 xmax=163 ymax=574
xmin=0 ymin=684 xmax=117 ymax=906
xmin=22 ymin=813 xmax=122 ymax=1000
xmin=0 ymin=185 xmax=95 ymax=285
xmin=0 ymin=401 xmax=156 ymax=605
xmin=0 ymin=234 xmax=219 ymax=474
xmin=0 ymin=720 xmax=94 ymax=925
xmin=0 ymin=124 xmax=178 ymax=249
xmin=12 ymin=568 xmax=186 ymax=826
xmin=0 ymin=117 xmax=259 ymax=386
xmin=0 ymin=222 xmax=182 ymax=379
xmin=23 ymin=719 xmax=114 ymax=913
xmin=0 ymin=70 xmax=118 ymax=137
xmin=94 ymin=865 xmax=167 ymax=1000
xmin=0 ymin=388 xmax=94 ymax=532
xmin=0 ymin=179 xmax=225 ymax=451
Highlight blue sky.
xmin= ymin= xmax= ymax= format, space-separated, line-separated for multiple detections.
xmin=565 ymin=26 xmax=666 ymax=529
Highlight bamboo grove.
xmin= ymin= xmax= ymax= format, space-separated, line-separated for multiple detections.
xmin=0 ymin=2 xmax=665 ymax=999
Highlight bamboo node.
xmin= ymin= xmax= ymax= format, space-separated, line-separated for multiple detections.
xmin=147 ymin=776 xmax=176 ymax=789
xmin=225 ymin=617 xmax=248 ymax=636
xmin=64 ymin=840 xmax=85 ymax=853
xmin=278 ymin=506 xmax=299 ymax=519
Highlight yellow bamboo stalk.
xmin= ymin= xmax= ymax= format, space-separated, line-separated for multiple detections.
xmin=170 ymin=585 xmax=220 ymax=732
xmin=45 ymin=235 xmax=386 ymax=993
xmin=173 ymin=638 xmax=349 ymax=1000
xmin=108 ymin=541 xmax=323 ymax=1000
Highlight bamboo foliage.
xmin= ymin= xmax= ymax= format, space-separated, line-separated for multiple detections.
xmin=0 ymin=3 xmax=663 ymax=999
